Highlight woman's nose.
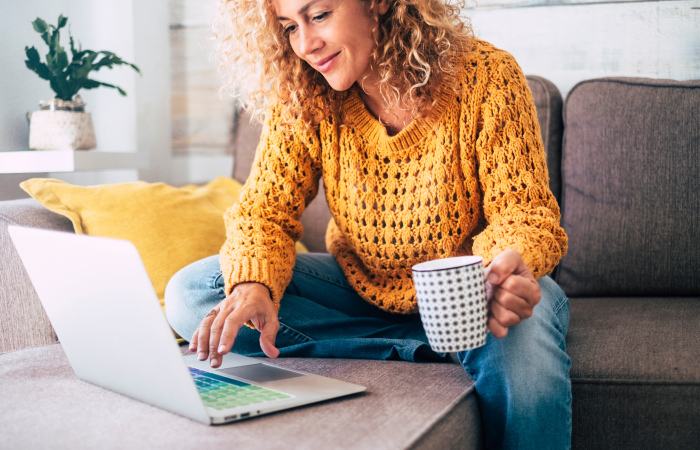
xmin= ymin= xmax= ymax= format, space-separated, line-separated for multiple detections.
xmin=298 ymin=26 xmax=322 ymax=57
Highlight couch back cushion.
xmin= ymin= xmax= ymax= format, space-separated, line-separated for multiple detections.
xmin=556 ymin=78 xmax=700 ymax=296
xmin=527 ymin=75 xmax=564 ymax=204
xmin=231 ymin=76 xmax=564 ymax=253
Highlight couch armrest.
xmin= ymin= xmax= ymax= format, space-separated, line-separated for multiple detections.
xmin=0 ymin=199 xmax=73 ymax=353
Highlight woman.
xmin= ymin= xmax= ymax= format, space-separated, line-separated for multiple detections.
xmin=165 ymin=0 xmax=571 ymax=448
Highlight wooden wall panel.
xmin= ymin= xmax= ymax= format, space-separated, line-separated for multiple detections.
xmin=170 ymin=0 xmax=234 ymax=158
xmin=467 ymin=0 xmax=700 ymax=97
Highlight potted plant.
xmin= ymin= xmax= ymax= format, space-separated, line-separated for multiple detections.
xmin=24 ymin=15 xmax=140 ymax=150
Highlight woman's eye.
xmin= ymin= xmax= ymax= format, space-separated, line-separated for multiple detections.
xmin=284 ymin=24 xmax=297 ymax=35
xmin=312 ymin=12 xmax=329 ymax=21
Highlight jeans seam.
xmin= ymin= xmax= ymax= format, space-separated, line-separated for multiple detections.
xmin=211 ymin=272 xmax=224 ymax=292
xmin=552 ymin=293 xmax=568 ymax=315
xmin=278 ymin=322 xmax=314 ymax=343
xmin=552 ymin=294 xmax=569 ymax=338
xmin=291 ymin=265 xmax=352 ymax=291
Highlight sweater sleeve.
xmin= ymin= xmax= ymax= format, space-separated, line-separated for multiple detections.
xmin=220 ymin=106 xmax=323 ymax=308
xmin=470 ymin=51 xmax=568 ymax=278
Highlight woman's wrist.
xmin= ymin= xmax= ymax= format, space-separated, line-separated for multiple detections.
xmin=232 ymin=281 xmax=272 ymax=300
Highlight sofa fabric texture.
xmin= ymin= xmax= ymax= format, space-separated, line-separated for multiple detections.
xmin=0 ymin=344 xmax=480 ymax=450
xmin=567 ymin=297 xmax=700 ymax=449
xmin=0 ymin=198 xmax=71 ymax=353
xmin=557 ymin=77 xmax=700 ymax=297
xmin=526 ymin=75 xmax=564 ymax=204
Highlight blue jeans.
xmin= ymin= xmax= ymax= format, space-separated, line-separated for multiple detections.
xmin=165 ymin=253 xmax=571 ymax=449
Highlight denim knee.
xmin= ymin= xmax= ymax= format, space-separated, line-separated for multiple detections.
xmin=164 ymin=255 xmax=223 ymax=341
xmin=457 ymin=276 xmax=572 ymax=449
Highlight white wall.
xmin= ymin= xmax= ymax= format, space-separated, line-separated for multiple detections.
xmin=467 ymin=0 xmax=700 ymax=98
xmin=0 ymin=0 xmax=170 ymax=199
xmin=0 ymin=1 xmax=68 ymax=200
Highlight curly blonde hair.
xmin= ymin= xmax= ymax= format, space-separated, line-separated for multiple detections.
xmin=213 ymin=0 xmax=472 ymax=129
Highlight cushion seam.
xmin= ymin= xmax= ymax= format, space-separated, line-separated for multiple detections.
xmin=0 ymin=212 xmax=26 ymax=226
xmin=572 ymin=378 xmax=700 ymax=386
xmin=565 ymin=77 xmax=700 ymax=117
xmin=0 ymin=341 xmax=61 ymax=356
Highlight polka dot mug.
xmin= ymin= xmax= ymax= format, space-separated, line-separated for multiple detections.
xmin=412 ymin=256 xmax=490 ymax=353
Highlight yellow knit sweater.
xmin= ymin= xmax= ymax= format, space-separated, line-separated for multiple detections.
xmin=221 ymin=40 xmax=567 ymax=314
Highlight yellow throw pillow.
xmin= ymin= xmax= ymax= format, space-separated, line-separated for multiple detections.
xmin=20 ymin=177 xmax=308 ymax=314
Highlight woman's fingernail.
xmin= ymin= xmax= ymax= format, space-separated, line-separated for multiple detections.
xmin=488 ymin=273 xmax=498 ymax=283
xmin=218 ymin=345 xmax=226 ymax=353
xmin=211 ymin=358 xmax=218 ymax=366
xmin=198 ymin=352 xmax=206 ymax=360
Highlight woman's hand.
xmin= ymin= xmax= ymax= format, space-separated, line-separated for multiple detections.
xmin=485 ymin=249 xmax=541 ymax=338
xmin=189 ymin=282 xmax=280 ymax=368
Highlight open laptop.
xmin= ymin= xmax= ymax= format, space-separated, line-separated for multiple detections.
xmin=8 ymin=226 xmax=365 ymax=425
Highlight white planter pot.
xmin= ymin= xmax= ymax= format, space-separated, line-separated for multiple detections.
xmin=29 ymin=110 xmax=96 ymax=150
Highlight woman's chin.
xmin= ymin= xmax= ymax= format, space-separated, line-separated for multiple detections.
xmin=323 ymin=75 xmax=354 ymax=93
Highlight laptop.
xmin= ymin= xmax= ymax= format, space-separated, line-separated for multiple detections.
xmin=8 ymin=226 xmax=365 ymax=425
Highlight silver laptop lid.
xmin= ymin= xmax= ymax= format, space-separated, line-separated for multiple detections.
xmin=8 ymin=226 xmax=210 ymax=424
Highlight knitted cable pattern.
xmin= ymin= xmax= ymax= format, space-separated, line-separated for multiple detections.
xmin=220 ymin=39 xmax=567 ymax=314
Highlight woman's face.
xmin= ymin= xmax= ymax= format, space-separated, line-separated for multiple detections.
xmin=273 ymin=0 xmax=389 ymax=92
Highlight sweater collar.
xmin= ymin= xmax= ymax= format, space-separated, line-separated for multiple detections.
xmin=341 ymin=61 xmax=459 ymax=153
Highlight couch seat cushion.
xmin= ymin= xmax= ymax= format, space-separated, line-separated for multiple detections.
xmin=567 ymin=297 xmax=700 ymax=450
xmin=0 ymin=344 xmax=481 ymax=450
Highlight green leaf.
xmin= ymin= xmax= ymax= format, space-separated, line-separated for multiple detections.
xmin=71 ymin=57 xmax=93 ymax=80
xmin=46 ymin=51 xmax=61 ymax=72
xmin=69 ymin=34 xmax=77 ymax=57
xmin=68 ymin=78 xmax=84 ymax=97
xmin=45 ymin=52 xmax=55 ymax=70
xmin=50 ymin=29 xmax=61 ymax=52
xmin=127 ymin=62 xmax=141 ymax=75
xmin=81 ymin=79 xmax=101 ymax=90
xmin=49 ymin=78 xmax=69 ymax=100
xmin=25 ymin=46 xmax=40 ymax=64
xmin=82 ymin=78 xmax=129 ymax=97
xmin=32 ymin=18 xmax=49 ymax=34
xmin=27 ymin=15 xmax=139 ymax=97
xmin=56 ymin=48 xmax=69 ymax=71
xmin=25 ymin=59 xmax=53 ymax=81
xmin=71 ymin=49 xmax=90 ymax=62
xmin=91 ymin=52 xmax=140 ymax=75
xmin=53 ymin=77 xmax=72 ymax=99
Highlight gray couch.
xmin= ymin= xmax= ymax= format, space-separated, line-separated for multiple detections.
xmin=1 ymin=76 xmax=698 ymax=450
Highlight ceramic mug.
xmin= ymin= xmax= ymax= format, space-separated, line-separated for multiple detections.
xmin=412 ymin=256 xmax=490 ymax=353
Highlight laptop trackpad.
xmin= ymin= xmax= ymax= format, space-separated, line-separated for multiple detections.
xmin=216 ymin=364 xmax=305 ymax=383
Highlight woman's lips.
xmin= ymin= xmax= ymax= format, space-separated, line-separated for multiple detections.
xmin=316 ymin=52 xmax=340 ymax=73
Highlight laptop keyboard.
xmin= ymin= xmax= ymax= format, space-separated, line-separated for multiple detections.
xmin=189 ymin=367 xmax=292 ymax=410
